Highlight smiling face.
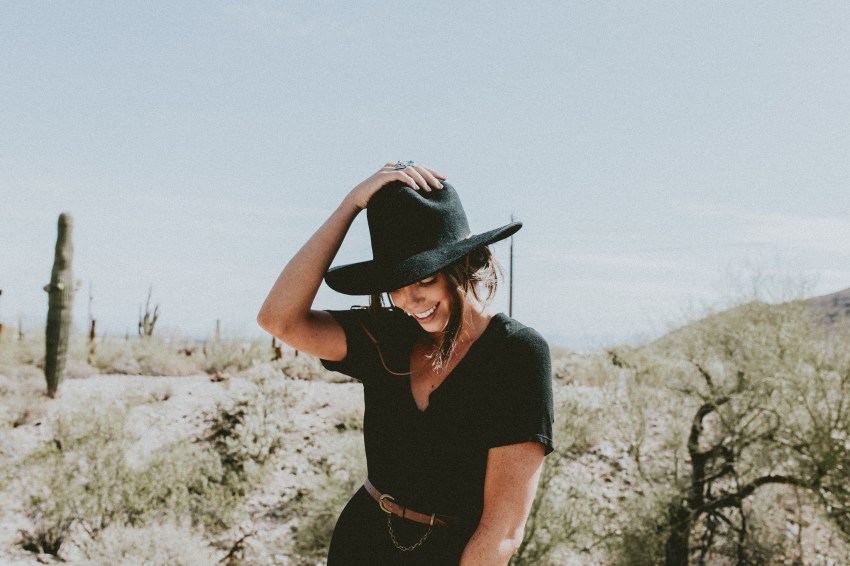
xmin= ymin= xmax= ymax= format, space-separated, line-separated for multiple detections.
xmin=389 ymin=273 xmax=454 ymax=334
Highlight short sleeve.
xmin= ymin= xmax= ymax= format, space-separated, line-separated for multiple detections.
xmin=320 ymin=307 xmax=416 ymax=383
xmin=484 ymin=327 xmax=555 ymax=456
xmin=320 ymin=308 xmax=383 ymax=382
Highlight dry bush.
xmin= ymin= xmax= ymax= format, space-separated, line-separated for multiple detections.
xmin=551 ymin=348 xmax=613 ymax=388
xmin=129 ymin=439 xmax=239 ymax=533
xmin=18 ymin=405 xmax=137 ymax=554
xmin=0 ymin=366 xmax=48 ymax=430
xmin=201 ymin=394 xmax=287 ymax=489
xmin=331 ymin=403 xmax=364 ymax=432
xmin=288 ymin=430 xmax=367 ymax=561
xmin=201 ymin=337 xmax=268 ymax=375
xmin=63 ymin=358 xmax=99 ymax=379
xmin=512 ymin=387 xmax=610 ymax=564
xmin=90 ymin=336 xmax=201 ymax=376
xmin=277 ymin=350 xmax=348 ymax=382
xmin=78 ymin=521 xmax=218 ymax=566
xmin=16 ymin=370 xmax=293 ymax=559
xmin=606 ymin=488 xmax=671 ymax=566
xmin=0 ymin=324 xmax=46 ymax=368
xmin=606 ymin=300 xmax=850 ymax=565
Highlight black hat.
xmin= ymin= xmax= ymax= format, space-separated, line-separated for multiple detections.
xmin=324 ymin=181 xmax=521 ymax=295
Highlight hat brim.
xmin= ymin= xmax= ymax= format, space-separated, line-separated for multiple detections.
xmin=324 ymin=221 xmax=522 ymax=295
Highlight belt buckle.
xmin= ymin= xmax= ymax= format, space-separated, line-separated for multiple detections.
xmin=379 ymin=493 xmax=396 ymax=514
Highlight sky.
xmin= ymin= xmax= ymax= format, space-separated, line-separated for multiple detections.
xmin=1 ymin=1 xmax=849 ymax=349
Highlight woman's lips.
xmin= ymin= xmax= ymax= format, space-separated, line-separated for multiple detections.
xmin=414 ymin=302 xmax=439 ymax=322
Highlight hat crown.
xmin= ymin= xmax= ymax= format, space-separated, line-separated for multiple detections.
xmin=367 ymin=182 xmax=471 ymax=264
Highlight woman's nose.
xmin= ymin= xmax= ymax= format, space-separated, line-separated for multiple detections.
xmin=392 ymin=286 xmax=420 ymax=308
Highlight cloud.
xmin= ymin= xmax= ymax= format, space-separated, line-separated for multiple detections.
xmin=739 ymin=213 xmax=850 ymax=253
xmin=680 ymin=203 xmax=850 ymax=254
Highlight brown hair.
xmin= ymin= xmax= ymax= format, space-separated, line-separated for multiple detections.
xmin=369 ymin=245 xmax=504 ymax=371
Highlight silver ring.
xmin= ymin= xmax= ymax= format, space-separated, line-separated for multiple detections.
xmin=393 ymin=160 xmax=415 ymax=170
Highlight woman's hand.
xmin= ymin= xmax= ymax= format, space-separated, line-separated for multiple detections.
xmin=346 ymin=162 xmax=447 ymax=210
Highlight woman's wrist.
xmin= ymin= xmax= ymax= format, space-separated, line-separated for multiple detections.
xmin=340 ymin=191 xmax=367 ymax=214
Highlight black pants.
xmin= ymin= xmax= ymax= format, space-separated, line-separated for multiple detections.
xmin=327 ymin=486 xmax=475 ymax=566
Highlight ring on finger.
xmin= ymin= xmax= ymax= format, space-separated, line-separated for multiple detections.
xmin=393 ymin=160 xmax=415 ymax=170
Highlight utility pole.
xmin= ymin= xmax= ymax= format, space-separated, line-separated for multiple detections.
xmin=509 ymin=214 xmax=515 ymax=318
xmin=87 ymin=281 xmax=96 ymax=364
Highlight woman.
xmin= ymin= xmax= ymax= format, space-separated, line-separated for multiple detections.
xmin=258 ymin=161 xmax=554 ymax=565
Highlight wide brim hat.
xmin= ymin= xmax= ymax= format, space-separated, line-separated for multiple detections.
xmin=324 ymin=181 xmax=521 ymax=295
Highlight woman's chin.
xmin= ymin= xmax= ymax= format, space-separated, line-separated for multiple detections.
xmin=414 ymin=304 xmax=448 ymax=331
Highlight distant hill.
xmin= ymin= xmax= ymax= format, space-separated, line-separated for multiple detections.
xmin=641 ymin=286 xmax=850 ymax=352
xmin=807 ymin=287 xmax=850 ymax=325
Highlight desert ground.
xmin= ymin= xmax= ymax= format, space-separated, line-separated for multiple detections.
xmin=2 ymin=293 xmax=850 ymax=565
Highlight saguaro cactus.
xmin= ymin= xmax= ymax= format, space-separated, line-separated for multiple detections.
xmin=44 ymin=212 xmax=75 ymax=398
xmin=138 ymin=286 xmax=159 ymax=337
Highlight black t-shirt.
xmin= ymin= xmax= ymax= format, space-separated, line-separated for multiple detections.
xmin=321 ymin=307 xmax=554 ymax=523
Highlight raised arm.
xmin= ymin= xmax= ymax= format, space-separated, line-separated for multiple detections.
xmin=256 ymin=162 xmax=445 ymax=361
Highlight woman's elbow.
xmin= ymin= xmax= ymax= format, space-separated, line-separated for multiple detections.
xmin=470 ymin=523 xmax=526 ymax=563
xmin=505 ymin=528 xmax=525 ymax=558
xmin=256 ymin=307 xmax=287 ymax=338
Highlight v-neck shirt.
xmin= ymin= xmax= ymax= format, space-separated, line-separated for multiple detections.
xmin=321 ymin=306 xmax=554 ymax=524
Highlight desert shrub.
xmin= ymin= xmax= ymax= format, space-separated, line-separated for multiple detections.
xmin=90 ymin=336 xmax=200 ymax=376
xmin=331 ymin=404 xmax=364 ymax=432
xmin=17 ymin=377 xmax=292 ymax=558
xmin=203 ymin=396 xmax=284 ymax=488
xmin=0 ymin=324 xmax=47 ymax=368
xmin=202 ymin=337 xmax=268 ymax=375
xmin=289 ymin=430 xmax=367 ymax=559
xmin=607 ymin=488 xmax=671 ymax=566
xmin=126 ymin=438 xmax=238 ymax=532
xmin=0 ymin=367 xmax=47 ymax=430
xmin=511 ymin=458 xmax=591 ymax=565
xmin=277 ymin=350 xmax=345 ymax=381
xmin=78 ymin=521 xmax=218 ymax=566
xmin=512 ymin=390 xmax=608 ymax=564
xmin=19 ymin=405 xmax=137 ymax=554
xmin=202 ymin=363 xmax=291 ymax=485
xmin=606 ymin=300 xmax=850 ymax=565
xmin=552 ymin=349 xmax=619 ymax=388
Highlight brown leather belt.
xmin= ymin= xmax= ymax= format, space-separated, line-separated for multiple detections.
xmin=363 ymin=478 xmax=461 ymax=528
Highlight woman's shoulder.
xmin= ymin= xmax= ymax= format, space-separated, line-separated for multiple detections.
xmin=479 ymin=314 xmax=552 ymax=394
xmin=487 ymin=313 xmax=549 ymax=354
